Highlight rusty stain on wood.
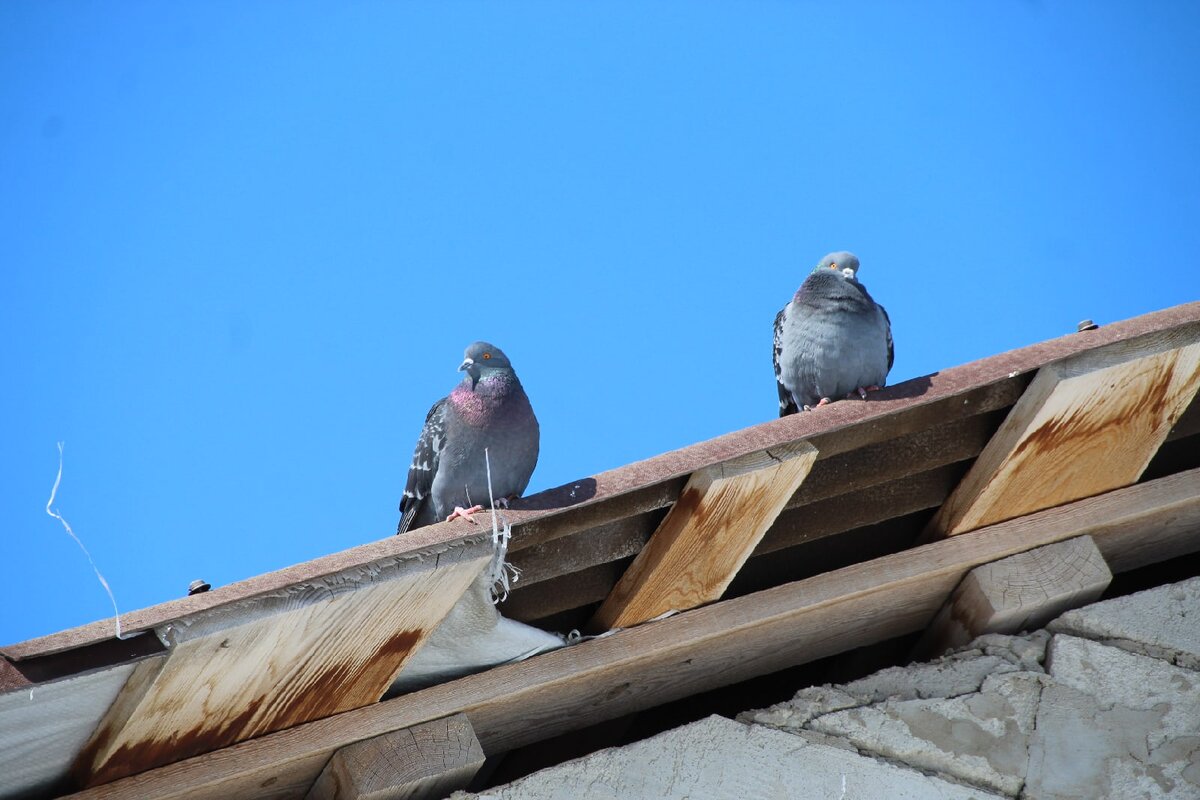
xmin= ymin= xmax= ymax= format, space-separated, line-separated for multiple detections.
xmin=928 ymin=339 xmax=1200 ymax=538
xmin=590 ymin=441 xmax=818 ymax=631
xmin=73 ymin=552 xmax=488 ymax=787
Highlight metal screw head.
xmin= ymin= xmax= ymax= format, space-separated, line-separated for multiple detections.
xmin=188 ymin=579 xmax=211 ymax=595
xmin=1077 ymin=319 xmax=1099 ymax=332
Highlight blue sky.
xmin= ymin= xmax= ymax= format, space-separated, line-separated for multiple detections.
xmin=2 ymin=2 xmax=1198 ymax=646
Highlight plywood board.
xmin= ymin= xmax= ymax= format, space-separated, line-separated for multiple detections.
xmin=73 ymin=543 xmax=491 ymax=787
xmin=928 ymin=335 xmax=1200 ymax=537
xmin=591 ymin=441 xmax=818 ymax=630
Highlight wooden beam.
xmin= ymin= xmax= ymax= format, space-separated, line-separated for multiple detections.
xmin=63 ymin=467 xmax=1200 ymax=800
xmin=927 ymin=332 xmax=1200 ymax=538
xmin=72 ymin=541 xmax=492 ymax=786
xmin=590 ymin=441 xmax=818 ymax=630
xmin=910 ymin=535 xmax=1112 ymax=660
xmin=306 ymin=713 xmax=484 ymax=800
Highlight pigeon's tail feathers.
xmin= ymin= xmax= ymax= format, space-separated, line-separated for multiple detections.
xmin=880 ymin=303 xmax=894 ymax=373
xmin=773 ymin=305 xmax=800 ymax=417
xmin=396 ymin=397 xmax=448 ymax=535
xmin=397 ymin=493 xmax=423 ymax=535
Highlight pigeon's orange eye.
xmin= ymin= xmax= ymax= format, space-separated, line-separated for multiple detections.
xmin=482 ymin=353 xmax=491 ymax=360
xmin=829 ymin=263 xmax=838 ymax=270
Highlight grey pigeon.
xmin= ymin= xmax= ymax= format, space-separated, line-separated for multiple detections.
xmin=398 ymin=342 xmax=540 ymax=534
xmin=773 ymin=251 xmax=893 ymax=415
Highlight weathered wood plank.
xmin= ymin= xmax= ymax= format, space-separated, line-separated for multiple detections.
xmin=73 ymin=543 xmax=492 ymax=787
xmin=0 ymin=657 xmax=160 ymax=800
xmin=911 ymin=535 xmax=1112 ymax=660
xmin=63 ymin=467 xmax=1200 ymax=800
xmin=928 ymin=334 xmax=1200 ymax=538
xmin=306 ymin=713 xmax=484 ymax=800
xmin=0 ymin=657 xmax=30 ymax=692
xmin=591 ymin=442 xmax=819 ymax=630
xmin=508 ymin=515 xmax=657 ymax=587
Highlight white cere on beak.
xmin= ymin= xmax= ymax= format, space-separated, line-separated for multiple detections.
xmin=841 ymin=267 xmax=856 ymax=279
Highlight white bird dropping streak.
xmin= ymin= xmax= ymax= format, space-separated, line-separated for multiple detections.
xmin=45 ymin=442 xmax=126 ymax=640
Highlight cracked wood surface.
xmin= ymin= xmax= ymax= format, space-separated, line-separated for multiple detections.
xmin=911 ymin=535 xmax=1113 ymax=660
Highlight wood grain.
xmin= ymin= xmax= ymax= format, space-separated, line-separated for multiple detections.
xmin=928 ymin=334 xmax=1200 ymax=538
xmin=62 ymin=467 xmax=1200 ymax=800
xmin=911 ymin=535 xmax=1112 ymax=660
xmin=73 ymin=545 xmax=491 ymax=786
xmin=306 ymin=713 xmax=484 ymax=800
xmin=590 ymin=441 xmax=818 ymax=630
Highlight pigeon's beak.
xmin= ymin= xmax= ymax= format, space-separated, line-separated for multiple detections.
xmin=459 ymin=357 xmax=479 ymax=388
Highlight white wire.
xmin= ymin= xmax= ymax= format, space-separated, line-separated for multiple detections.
xmin=45 ymin=442 xmax=126 ymax=640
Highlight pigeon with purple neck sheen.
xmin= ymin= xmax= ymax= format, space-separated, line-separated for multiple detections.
xmin=773 ymin=251 xmax=893 ymax=415
xmin=397 ymin=342 xmax=540 ymax=534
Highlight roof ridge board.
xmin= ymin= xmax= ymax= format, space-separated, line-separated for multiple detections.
xmin=7 ymin=302 xmax=1199 ymax=661
xmin=505 ymin=304 xmax=1200 ymax=550
xmin=3 ymin=530 xmax=495 ymax=662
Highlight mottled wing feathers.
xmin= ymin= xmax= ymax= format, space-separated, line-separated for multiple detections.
xmin=773 ymin=306 xmax=800 ymax=416
xmin=397 ymin=397 xmax=448 ymax=535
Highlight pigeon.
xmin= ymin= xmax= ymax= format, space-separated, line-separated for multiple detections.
xmin=397 ymin=342 xmax=540 ymax=534
xmin=773 ymin=251 xmax=893 ymax=415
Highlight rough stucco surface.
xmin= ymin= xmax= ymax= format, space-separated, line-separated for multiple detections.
xmin=454 ymin=715 xmax=1001 ymax=800
xmin=1025 ymin=634 xmax=1200 ymax=799
xmin=1049 ymin=575 xmax=1200 ymax=670
xmin=464 ymin=578 xmax=1200 ymax=800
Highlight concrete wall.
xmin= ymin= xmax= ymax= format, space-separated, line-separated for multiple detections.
xmin=456 ymin=577 xmax=1200 ymax=799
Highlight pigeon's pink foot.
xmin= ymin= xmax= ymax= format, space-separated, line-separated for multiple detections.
xmin=446 ymin=504 xmax=485 ymax=524
xmin=803 ymin=397 xmax=833 ymax=411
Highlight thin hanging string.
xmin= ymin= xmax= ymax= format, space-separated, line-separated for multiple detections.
xmin=45 ymin=442 xmax=126 ymax=640
xmin=483 ymin=448 xmax=520 ymax=602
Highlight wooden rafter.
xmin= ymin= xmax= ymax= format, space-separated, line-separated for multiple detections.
xmin=72 ymin=541 xmax=492 ymax=787
xmin=62 ymin=467 xmax=1200 ymax=800
xmin=590 ymin=441 xmax=818 ymax=630
xmin=306 ymin=713 xmax=484 ymax=800
xmin=911 ymin=535 xmax=1112 ymax=660
xmin=926 ymin=330 xmax=1200 ymax=539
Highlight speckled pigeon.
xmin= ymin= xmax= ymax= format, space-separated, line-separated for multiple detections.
xmin=773 ymin=251 xmax=893 ymax=415
xmin=397 ymin=342 xmax=540 ymax=534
